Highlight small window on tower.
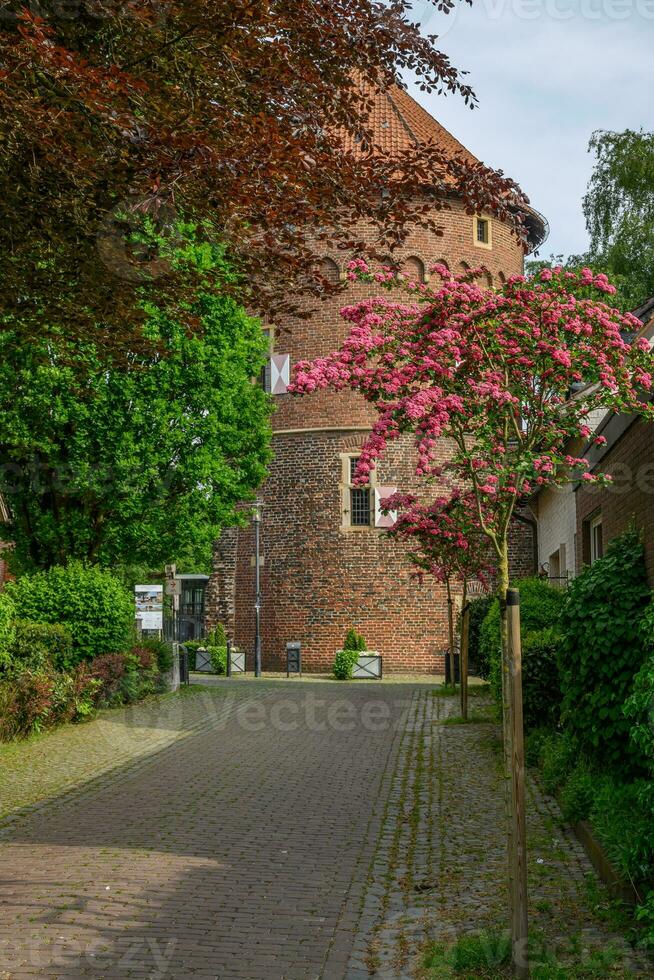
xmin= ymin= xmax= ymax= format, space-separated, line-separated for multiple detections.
xmin=341 ymin=454 xmax=374 ymax=528
xmin=474 ymin=216 xmax=492 ymax=249
xmin=349 ymin=456 xmax=371 ymax=526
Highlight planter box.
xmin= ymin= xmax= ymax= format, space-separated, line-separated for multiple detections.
xmin=227 ymin=646 xmax=245 ymax=675
xmin=336 ymin=651 xmax=382 ymax=679
xmin=195 ymin=646 xmax=212 ymax=672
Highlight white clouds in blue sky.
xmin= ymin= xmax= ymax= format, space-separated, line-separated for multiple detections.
xmin=406 ymin=0 xmax=653 ymax=257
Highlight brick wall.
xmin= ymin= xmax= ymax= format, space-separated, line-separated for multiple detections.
xmin=207 ymin=192 xmax=537 ymax=673
xmin=575 ymin=416 xmax=654 ymax=581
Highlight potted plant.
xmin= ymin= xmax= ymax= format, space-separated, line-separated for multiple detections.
xmin=333 ymin=629 xmax=382 ymax=679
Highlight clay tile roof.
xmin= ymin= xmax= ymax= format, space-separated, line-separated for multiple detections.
xmin=341 ymin=80 xmax=479 ymax=167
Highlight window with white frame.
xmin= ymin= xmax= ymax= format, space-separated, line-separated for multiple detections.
xmin=348 ymin=455 xmax=371 ymax=526
xmin=340 ymin=454 xmax=397 ymax=529
xmin=589 ymin=513 xmax=603 ymax=565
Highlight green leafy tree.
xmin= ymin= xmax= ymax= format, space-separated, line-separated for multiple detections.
xmin=0 ymin=233 xmax=271 ymax=570
xmin=584 ymin=129 xmax=654 ymax=310
xmin=527 ymin=130 xmax=654 ymax=312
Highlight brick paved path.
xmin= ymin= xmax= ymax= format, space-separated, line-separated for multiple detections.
xmin=0 ymin=681 xmax=647 ymax=979
xmin=0 ymin=681 xmax=419 ymax=979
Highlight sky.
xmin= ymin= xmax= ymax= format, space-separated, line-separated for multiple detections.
xmin=406 ymin=0 xmax=653 ymax=258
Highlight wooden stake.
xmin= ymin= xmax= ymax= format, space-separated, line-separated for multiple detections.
xmin=446 ymin=578 xmax=456 ymax=689
xmin=460 ymin=580 xmax=469 ymax=720
xmin=460 ymin=602 xmax=469 ymax=721
xmin=506 ymin=588 xmax=528 ymax=978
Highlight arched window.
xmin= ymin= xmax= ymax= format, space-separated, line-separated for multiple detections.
xmin=404 ymin=256 xmax=425 ymax=284
xmin=484 ymin=270 xmax=493 ymax=288
xmin=498 ymin=271 xmax=506 ymax=284
xmin=435 ymin=258 xmax=449 ymax=270
xmin=459 ymin=261 xmax=470 ymax=275
xmin=320 ymin=257 xmax=340 ymax=284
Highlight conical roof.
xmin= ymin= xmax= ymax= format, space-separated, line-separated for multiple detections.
xmin=342 ymin=80 xmax=548 ymax=250
xmin=342 ymin=81 xmax=479 ymax=166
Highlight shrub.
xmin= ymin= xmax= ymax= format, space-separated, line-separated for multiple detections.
xmin=521 ymin=628 xmax=562 ymax=729
xmin=50 ymin=666 xmax=99 ymax=724
xmin=183 ymin=640 xmax=201 ymax=671
xmin=344 ymin=628 xmax=366 ymax=651
xmin=538 ymin=731 xmax=578 ymax=796
xmin=8 ymin=562 xmax=134 ymax=664
xmin=0 ymin=591 xmax=16 ymax=669
xmin=635 ymin=890 xmax=654 ymax=951
xmin=333 ymin=648 xmax=359 ymax=680
xmin=131 ymin=645 xmax=155 ymax=671
xmin=9 ymin=620 xmax=74 ymax=673
xmin=89 ymin=652 xmax=127 ymax=705
xmin=206 ymin=623 xmax=227 ymax=647
xmin=0 ymin=669 xmax=55 ymax=739
xmin=559 ymin=761 xmax=595 ymax=823
xmin=207 ymin=645 xmax=227 ymax=675
xmin=624 ymin=625 xmax=654 ymax=772
xmin=559 ymin=528 xmax=650 ymax=771
xmin=489 ymin=624 xmax=563 ymax=731
xmin=589 ymin=777 xmax=654 ymax=883
xmin=465 ymin=594 xmax=495 ymax=679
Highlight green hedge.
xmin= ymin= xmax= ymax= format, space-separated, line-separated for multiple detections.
xmin=8 ymin=562 xmax=134 ymax=664
xmin=482 ymin=578 xmax=565 ymax=728
xmin=0 ymin=591 xmax=16 ymax=670
xmin=9 ymin=620 xmax=74 ymax=673
xmin=465 ymin=594 xmax=494 ymax=679
xmin=480 ymin=577 xmax=565 ymax=678
xmin=558 ymin=528 xmax=650 ymax=771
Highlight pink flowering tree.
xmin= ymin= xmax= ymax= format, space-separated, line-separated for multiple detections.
xmin=292 ymin=262 xmax=654 ymax=969
xmin=383 ymin=489 xmax=494 ymax=689
xmin=293 ymin=261 xmax=654 ymax=607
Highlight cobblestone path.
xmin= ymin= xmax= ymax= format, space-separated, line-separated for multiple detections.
xmin=0 ymin=682 xmax=646 ymax=979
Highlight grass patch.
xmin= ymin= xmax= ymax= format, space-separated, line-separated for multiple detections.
xmin=432 ymin=684 xmax=458 ymax=698
xmin=442 ymin=709 xmax=495 ymax=726
xmin=423 ymin=930 xmax=511 ymax=978
xmin=422 ymin=931 xmax=626 ymax=979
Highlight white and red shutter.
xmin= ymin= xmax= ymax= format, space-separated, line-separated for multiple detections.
xmin=270 ymin=354 xmax=291 ymax=395
xmin=374 ymin=486 xmax=397 ymax=528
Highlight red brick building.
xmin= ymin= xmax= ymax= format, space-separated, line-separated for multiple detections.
xmin=206 ymin=84 xmax=547 ymax=672
xmin=574 ymin=298 xmax=654 ymax=579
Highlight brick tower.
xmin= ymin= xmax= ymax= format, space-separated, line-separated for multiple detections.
xmin=206 ymin=84 xmax=547 ymax=673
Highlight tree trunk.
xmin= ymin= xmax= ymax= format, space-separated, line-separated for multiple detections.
xmin=445 ymin=576 xmax=456 ymax=688
xmin=498 ymin=543 xmax=528 ymax=978
xmin=460 ymin=579 xmax=469 ymax=720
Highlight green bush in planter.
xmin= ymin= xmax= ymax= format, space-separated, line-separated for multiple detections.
xmin=208 ymin=645 xmax=227 ymax=675
xmin=344 ymin=628 xmax=366 ymax=652
xmin=8 ymin=562 xmax=134 ymax=664
xmin=0 ymin=591 xmax=16 ymax=670
xmin=333 ymin=629 xmax=367 ymax=679
xmin=333 ymin=649 xmax=359 ymax=680
xmin=559 ymin=528 xmax=650 ymax=771
xmin=9 ymin=620 xmax=74 ymax=673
